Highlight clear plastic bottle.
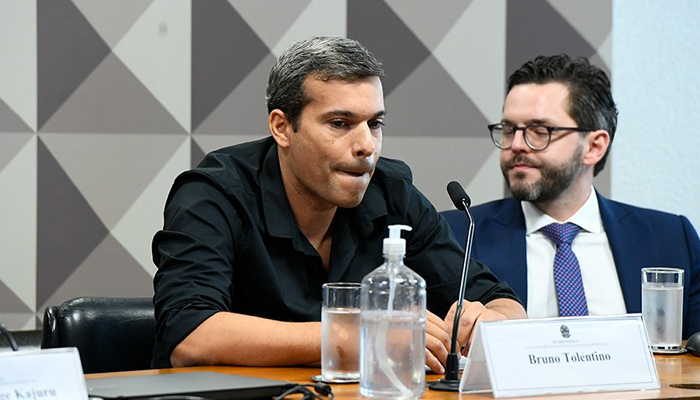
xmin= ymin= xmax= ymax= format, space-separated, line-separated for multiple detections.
xmin=360 ymin=225 xmax=426 ymax=399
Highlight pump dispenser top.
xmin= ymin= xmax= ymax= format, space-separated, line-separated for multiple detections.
xmin=383 ymin=224 xmax=411 ymax=256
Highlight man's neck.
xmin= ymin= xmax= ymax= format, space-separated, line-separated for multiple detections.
xmin=293 ymin=203 xmax=336 ymax=270
xmin=534 ymin=180 xmax=593 ymax=222
xmin=282 ymin=177 xmax=337 ymax=270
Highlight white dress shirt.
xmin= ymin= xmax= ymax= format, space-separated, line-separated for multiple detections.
xmin=524 ymin=188 xmax=627 ymax=318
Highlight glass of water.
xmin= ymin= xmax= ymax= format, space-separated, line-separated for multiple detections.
xmin=641 ymin=267 xmax=684 ymax=353
xmin=320 ymin=282 xmax=361 ymax=383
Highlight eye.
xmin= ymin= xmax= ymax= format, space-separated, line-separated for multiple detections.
xmin=500 ymin=124 xmax=515 ymax=137
xmin=331 ymin=120 xmax=348 ymax=128
xmin=529 ymin=125 xmax=550 ymax=136
xmin=368 ymin=119 xmax=384 ymax=129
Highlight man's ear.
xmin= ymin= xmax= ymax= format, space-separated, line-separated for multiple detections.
xmin=583 ymin=129 xmax=610 ymax=167
xmin=269 ymin=109 xmax=293 ymax=148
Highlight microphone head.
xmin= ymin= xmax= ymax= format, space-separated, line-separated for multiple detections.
xmin=446 ymin=181 xmax=471 ymax=210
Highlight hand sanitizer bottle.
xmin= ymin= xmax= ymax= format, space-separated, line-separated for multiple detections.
xmin=360 ymin=225 xmax=427 ymax=399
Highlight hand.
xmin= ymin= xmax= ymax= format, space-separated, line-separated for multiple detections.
xmin=444 ymin=300 xmax=511 ymax=356
xmin=425 ymin=309 xmax=450 ymax=374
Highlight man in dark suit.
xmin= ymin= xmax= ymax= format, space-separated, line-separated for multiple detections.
xmin=445 ymin=54 xmax=700 ymax=338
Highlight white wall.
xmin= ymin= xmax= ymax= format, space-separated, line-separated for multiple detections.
xmin=612 ymin=1 xmax=700 ymax=229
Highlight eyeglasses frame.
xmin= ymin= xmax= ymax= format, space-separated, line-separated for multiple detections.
xmin=488 ymin=122 xmax=594 ymax=151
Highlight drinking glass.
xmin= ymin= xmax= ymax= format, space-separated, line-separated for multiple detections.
xmin=641 ymin=267 xmax=684 ymax=352
xmin=320 ymin=282 xmax=361 ymax=382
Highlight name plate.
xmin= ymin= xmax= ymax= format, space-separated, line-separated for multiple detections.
xmin=0 ymin=347 xmax=88 ymax=400
xmin=460 ymin=314 xmax=659 ymax=398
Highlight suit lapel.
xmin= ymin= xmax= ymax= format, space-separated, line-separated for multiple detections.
xmin=491 ymin=199 xmax=529 ymax=304
xmin=598 ymin=194 xmax=658 ymax=313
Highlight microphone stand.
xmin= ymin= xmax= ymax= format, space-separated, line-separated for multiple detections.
xmin=0 ymin=321 xmax=19 ymax=351
xmin=428 ymin=197 xmax=475 ymax=391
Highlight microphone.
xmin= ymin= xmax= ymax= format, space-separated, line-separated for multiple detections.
xmin=0 ymin=321 xmax=19 ymax=351
xmin=428 ymin=181 xmax=475 ymax=392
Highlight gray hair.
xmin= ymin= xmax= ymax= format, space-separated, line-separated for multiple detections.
xmin=266 ymin=36 xmax=385 ymax=131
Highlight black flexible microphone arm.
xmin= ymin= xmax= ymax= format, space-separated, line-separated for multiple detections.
xmin=449 ymin=201 xmax=474 ymax=354
xmin=428 ymin=181 xmax=475 ymax=391
xmin=0 ymin=321 xmax=19 ymax=351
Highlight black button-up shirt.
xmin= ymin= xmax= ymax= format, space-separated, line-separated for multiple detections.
xmin=151 ymin=137 xmax=520 ymax=367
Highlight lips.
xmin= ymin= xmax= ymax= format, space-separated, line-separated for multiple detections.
xmin=506 ymin=156 xmax=538 ymax=171
xmin=336 ymin=161 xmax=374 ymax=177
xmin=341 ymin=169 xmax=370 ymax=176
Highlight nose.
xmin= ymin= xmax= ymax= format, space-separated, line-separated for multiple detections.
xmin=354 ymin=123 xmax=378 ymax=158
xmin=509 ymin=129 xmax=531 ymax=153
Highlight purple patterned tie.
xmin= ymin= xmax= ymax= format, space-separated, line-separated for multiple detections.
xmin=540 ymin=223 xmax=588 ymax=317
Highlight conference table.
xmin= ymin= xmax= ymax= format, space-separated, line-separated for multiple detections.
xmin=85 ymin=352 xmax=700 ymax=399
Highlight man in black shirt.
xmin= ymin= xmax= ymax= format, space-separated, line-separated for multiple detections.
xmin=152 ymin=36 xmax=526 ymax=372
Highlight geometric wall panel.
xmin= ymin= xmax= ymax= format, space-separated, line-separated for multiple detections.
xmin=433 ymin=0 xmax=507 ymax=124
xmin=0 ymin=134 xmax=36 ymax=329
xmin=193 ymin=54 xmax=274 ymax=136
xmin=0 ymin=0 xmax=613 ymax=329
xmin=230 ymin=0 xmax=311 ymax=51
xmin=40 ymin=234 xmax=154 ymax=312
xmin=386 ymin=55 xmax=487 ymax=138
xmin=0 ymin=0 xmax=37 ymax=132
xmin=384 ymin=0 xmax=472 ymax=51
xmin=348 ymin=0 xmax=431 ymax=96
xmin=37 ymin=0 xmax=111 ymax=130
xmin=40 ymin=54 xmax=187 ymax=134
xmin=113 ymin=0 xmax=191 ymax=132
xmin=39 ymin=133 xmax=188 ymax=228
xmin=112 ymin=136 xmax=190 ymax=273
xmin=0 ymin=277 xmax=34 ymax=329
xmin=37 ymin=137 xmax=109 ymax=307
xmin=548 ymin=0 xmax=612 ymax=51
xmin=72 ymin=0 xmax=152 ymax=48
xmin=269 ymin=0 xmax=346 ymax=57
xmin=506 ymin=0 xmax=601 ymax=76
xmin=0 ymin=132 xmax=32 ymax=173
xmin=0 ymin=96 xmax=33 ymax=135
xmin=191 ymin=0 xmax=269 ymax=132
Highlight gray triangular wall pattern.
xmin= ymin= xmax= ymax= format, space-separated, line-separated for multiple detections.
xmin=41 ymin=133 xmax=188 ymax=229
xmin=40 ymin=234 xmax=153 ymax=311
xmin=348 ymin=0 xmax=431 ymax=96
xmin=194 ymin=53 xmax=275 ymax=135
xmin=192 ymin=0 xmax=270 ymax=131
xmin=72 ymin=0 xmax=153 ymax=48
xmin=37 ymin=0 xmax=111 ymax=129
xmin=41 ymin=53 xmax=186 ymax=134
xmin=548 ymin=0 xmax=611 ymax=50
xmin=191 ymin=140 xmax=206 ymax=168
xmin=506 ymin=0 xmax=597 ymax=75
xmin=387 ymin=55 xmax=487 ymax=138
xmin=230 ymin=0 xmax=311 ymax=50
xmin=0 ymin=133 xmax=33 ymax=173
xmin=0 ymin=280 xmax=32 ymax=313
xmin=0 ymin=98 xmax=33 ymax=133
xmin=385 ymin=0 xmax=471 ymax=51
xmin=36 ymin=137 xmax=109 ymax=307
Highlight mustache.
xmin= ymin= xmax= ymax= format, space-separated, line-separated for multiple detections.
xmin=505 ymin=154 xmax=540 ymax=169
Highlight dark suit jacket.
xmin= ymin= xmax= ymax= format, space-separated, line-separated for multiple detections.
xmin=441 ymin=193 xmax=700 ymax=339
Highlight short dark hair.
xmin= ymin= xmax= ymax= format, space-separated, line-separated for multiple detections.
xmin=507 ymin=54 xmax=618 ymax=176
xmin=266 ymin=36 xmax=385 ymax=131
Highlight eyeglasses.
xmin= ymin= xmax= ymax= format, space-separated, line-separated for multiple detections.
xmin=488 ymin=122 xmax=593 ymax=151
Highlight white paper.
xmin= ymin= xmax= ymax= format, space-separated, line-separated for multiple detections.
xmin=460 ymin=314 xmax=659 ymax=398
xmin=0 ymin=347 xmax=89 ymax=400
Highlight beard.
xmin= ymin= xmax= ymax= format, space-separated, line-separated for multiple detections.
xmin=502 ymin=144 xmax=584 ymax=203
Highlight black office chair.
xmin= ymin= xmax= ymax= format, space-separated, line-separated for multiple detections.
xmin=41 ymin=296 xmax=156 ymax=374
